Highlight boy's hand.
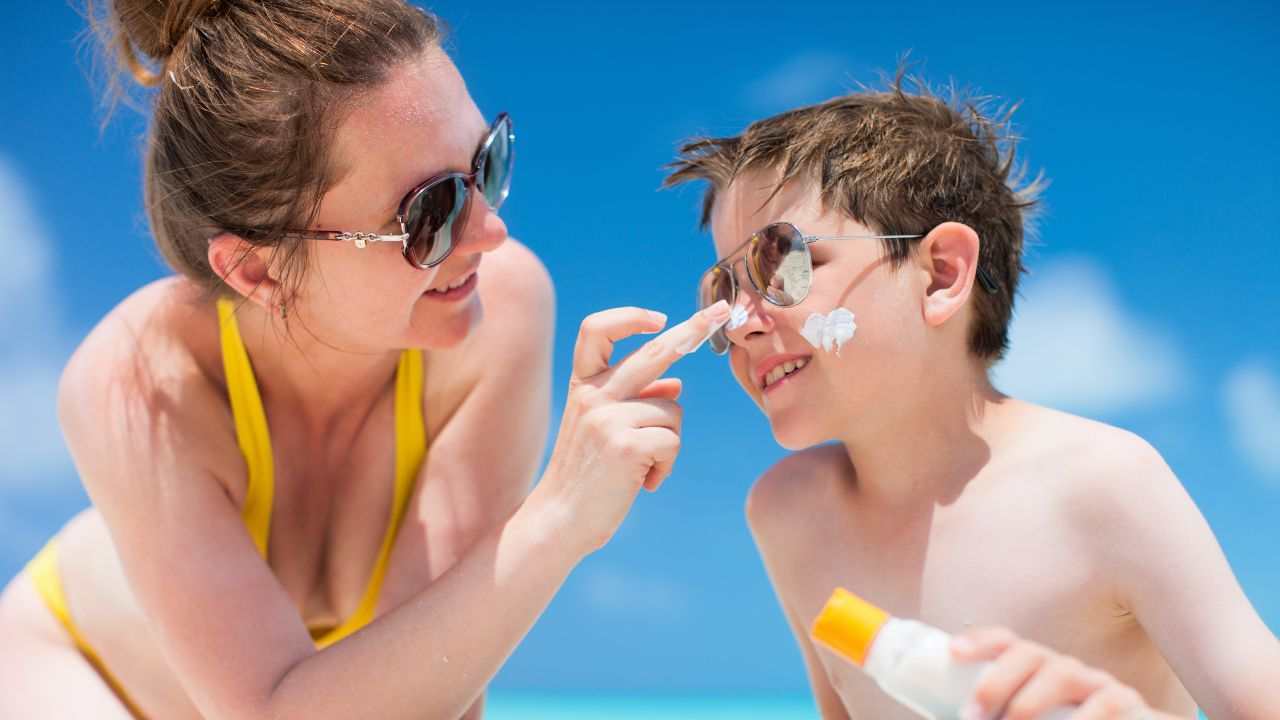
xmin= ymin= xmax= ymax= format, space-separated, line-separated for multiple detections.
xmin=952 ymin=627 xmax=1155 ymax=720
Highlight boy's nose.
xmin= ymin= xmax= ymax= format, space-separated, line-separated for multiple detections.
xmin=725 ymin=290 xmax=773 ymax=347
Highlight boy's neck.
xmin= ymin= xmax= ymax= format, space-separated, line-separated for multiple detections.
xmin=836 ymin=357 xmax=1012 ymax=511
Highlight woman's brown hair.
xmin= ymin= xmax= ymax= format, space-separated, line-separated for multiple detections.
xmin=89 ymin=0 xmax=442 ymax=297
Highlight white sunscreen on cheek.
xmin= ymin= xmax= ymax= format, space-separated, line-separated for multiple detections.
xmin=800 ymin=307 xmax=857 ymax=355
xmin=727 ymin=305 xmax=749 ymax=331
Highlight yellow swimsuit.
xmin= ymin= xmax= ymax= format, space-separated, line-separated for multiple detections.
xmin=26 ymin=298 xmax=428 ymax=717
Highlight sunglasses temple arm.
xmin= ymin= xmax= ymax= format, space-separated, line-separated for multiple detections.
xmin=975 ymin=266 xmax=1001 ymax=294
xmin=802 ymin=234 xmax=925 ymax=243
xmin=805 ymin=235 xmax=1000 ymax=293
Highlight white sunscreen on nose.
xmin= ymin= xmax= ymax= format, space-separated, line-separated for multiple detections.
xmin=727 ymin=305 xmax=749 ymax=331
xmin=800 ymin=307 xmax=856 ymax=355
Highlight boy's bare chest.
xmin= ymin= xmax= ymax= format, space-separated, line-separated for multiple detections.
xmin=787 ymin=500 xmax=1119 ymax=716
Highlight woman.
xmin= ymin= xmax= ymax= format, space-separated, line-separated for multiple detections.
xmin=0 ymin=1 xmax=730 ymax=717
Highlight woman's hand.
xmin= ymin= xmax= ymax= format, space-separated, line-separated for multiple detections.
xmin=953 ymin=627 xmax=1157 ymax=720
xmin=531 ymin=301 xmax=730 ymax=558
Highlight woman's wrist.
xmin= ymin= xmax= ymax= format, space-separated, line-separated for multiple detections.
xmin=512 ymin=480 xmax=588 ymax=570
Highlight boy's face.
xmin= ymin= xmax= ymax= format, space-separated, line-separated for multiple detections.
xmin=709 ymin=168 xmax=934 ymax=449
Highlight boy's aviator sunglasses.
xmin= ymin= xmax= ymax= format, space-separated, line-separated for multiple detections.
xmin=696 ymin=221 xmax=1001 ymax=355
xmin=231 ymin=113 xmax=514 ymax=270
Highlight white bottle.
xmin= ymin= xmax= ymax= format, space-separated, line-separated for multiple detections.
xmin=811 ymin=588 xmax=1075 ymax=720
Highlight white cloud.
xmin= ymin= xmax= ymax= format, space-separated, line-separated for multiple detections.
xmin=579 ymin=564 xmax=690 ymax=620
xmin=744 ymin=52 xmax=858 ymax=112
xmin=1222 ymin=361 xmax=1280 ymax=485
xmin=0 ymin=156 xmax=76 ymax=486
xmin=993 ymin=257 xmax=1187 ymax=416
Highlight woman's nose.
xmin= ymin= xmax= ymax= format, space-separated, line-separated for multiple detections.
xmin=459 ymin=196 xmax=508 ymax=255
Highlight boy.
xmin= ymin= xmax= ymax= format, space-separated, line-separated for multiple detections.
xmin=665 ymin=77 xmax=1279 ymax=719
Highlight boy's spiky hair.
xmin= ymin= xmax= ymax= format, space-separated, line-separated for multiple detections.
xmin=664 ymin=69 xmax=1045 ymax=362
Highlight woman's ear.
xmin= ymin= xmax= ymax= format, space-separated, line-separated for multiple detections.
xmin=917 ymin=221 xmax=981 ymax=328
xmin=207 ymin=233 xmax=281 ymax=311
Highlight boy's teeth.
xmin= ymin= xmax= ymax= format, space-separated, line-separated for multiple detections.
xmin=765 ymin=359 xmax=808 ymax=388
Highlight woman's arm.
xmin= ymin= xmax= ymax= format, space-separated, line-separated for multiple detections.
xmin=386 ymin=240 xmax=555 ymax=596
xmin=62 ymin=297 xmax=726 ymax=720
xmin=382 ymin=240 xmax=557 ymax=716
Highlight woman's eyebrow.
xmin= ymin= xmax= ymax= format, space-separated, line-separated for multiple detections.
xmin=382 ymin=119 xmax=487 ymax=224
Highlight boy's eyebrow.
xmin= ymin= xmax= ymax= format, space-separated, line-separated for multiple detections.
xmin=714 ymin=233 xmax=755 ymax=267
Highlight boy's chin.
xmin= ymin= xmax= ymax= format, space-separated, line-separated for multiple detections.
xmin=768 ymin=411 xmax=828 ymax=451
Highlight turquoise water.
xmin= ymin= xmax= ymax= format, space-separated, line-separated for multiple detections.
xmin=487 ymin=694 xmax=1209 ymax=719
xmin=486 ymin=693 xmax=818 ymax=719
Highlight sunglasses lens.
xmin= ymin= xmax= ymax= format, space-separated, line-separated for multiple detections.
xmin=480 ymin=116 xmax=514 ymax=209
xmin=749 ymin=223 xmax=810 ymax=306
xmin=698 ymin=266 xmax=735 ymax=354
xmin=405 ymin=176 xmax=468 ymax=268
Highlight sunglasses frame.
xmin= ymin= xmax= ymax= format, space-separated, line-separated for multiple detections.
xmin=241 ymin=112 xmax=514 ymax=270
xmin=698 ymin=221 xmax=1001 ymax=354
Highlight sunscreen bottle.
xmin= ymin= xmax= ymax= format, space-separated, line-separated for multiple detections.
xmin=812 ymin=588 xmax=1075 ymax=720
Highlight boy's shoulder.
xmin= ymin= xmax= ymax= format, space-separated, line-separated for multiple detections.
xmin=745 ymin=443 xmax=851 ymax=542
xmin=994 ymin=402 xmax=1182 ymax=533
xmin=746 ymin=405 xmax=1181 ymax=542
xmin=1003 ymin=403 xmax=1172 ymax=485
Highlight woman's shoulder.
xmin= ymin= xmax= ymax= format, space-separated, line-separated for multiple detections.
xmin=427 ymin=238 xmax=553 ymax=383
xmin=477 ymin=238 xmax=554 ymax=320
xmin=62 ymin=276 xmax=219 ymax=386
xmin=419 ymin=238 xmax=555 ymax=446
xmin=58 ymin=277 xmax=237 ymax=487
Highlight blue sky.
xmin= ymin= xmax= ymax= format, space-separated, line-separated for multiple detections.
xmin=1 ymin=0 xmax=1276 ymax=696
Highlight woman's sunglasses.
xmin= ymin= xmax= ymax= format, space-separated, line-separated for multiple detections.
xmin=696 ymin=221 xmax=1000 ymax=354
xmin=253 ymin=112 xmax=514 ymax=270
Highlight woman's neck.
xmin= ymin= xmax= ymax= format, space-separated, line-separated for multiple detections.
xmin=228 ymin=299 xmax=404 ymax=444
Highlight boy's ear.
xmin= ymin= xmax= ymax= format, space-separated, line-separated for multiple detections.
xmin=917 ymin=221 xmax=980 ymax=328
xmin=207 ymin=233 xmax=281 ymax=311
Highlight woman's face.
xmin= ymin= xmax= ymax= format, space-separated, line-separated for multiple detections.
xmin=289 ymin=46 xmax=508 ymax=352
xmin=710 ymin=169 xmax=932 ymax=450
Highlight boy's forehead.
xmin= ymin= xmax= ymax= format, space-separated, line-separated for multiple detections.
xmin=708 ymin=169 xmax=824 ymax=258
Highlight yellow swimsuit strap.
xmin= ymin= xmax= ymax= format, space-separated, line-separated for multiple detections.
xmin=216 ymin=298 xmax=427 ymax=648
xmin=217 ymin=298 xmax=274 ymax=557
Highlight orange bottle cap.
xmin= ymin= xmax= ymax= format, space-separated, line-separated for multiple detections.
xmin=811 ymin=587 xmax=890 ymax=666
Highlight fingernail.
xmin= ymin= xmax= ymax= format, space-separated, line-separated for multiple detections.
xmin=648 ymin=311 xmax=668 ymax=325
xmin=960 ymin=701 xmax=989 ymax=720
xmin=952 ymin=637 xmax=975 ymax=655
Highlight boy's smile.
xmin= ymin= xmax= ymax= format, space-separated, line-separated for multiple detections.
xmin=756 ymin=352 xmax=812 ymax=394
